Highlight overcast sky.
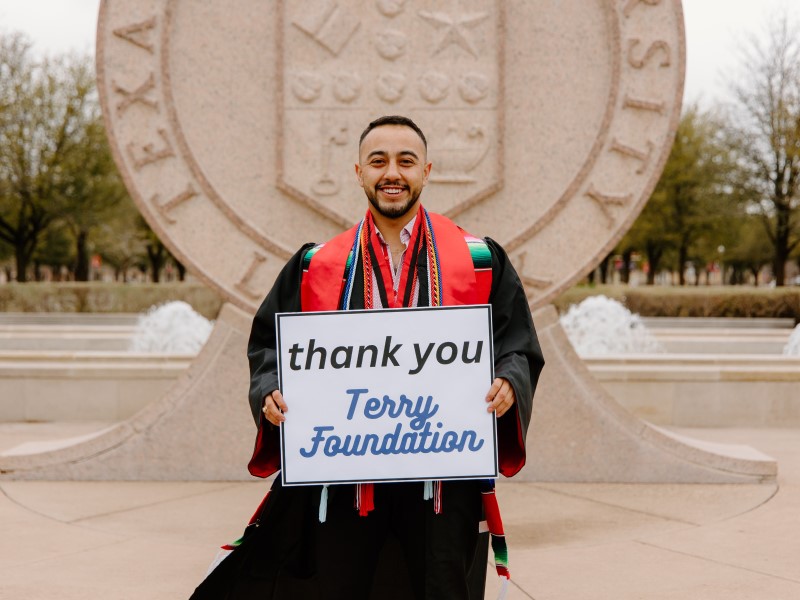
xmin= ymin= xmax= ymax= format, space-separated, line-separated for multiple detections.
xmin=0 ymin=0 xmax=798 ymax=108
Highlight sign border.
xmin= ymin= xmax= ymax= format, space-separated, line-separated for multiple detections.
xmin=276 ymin=305 xmax=497 ymax=486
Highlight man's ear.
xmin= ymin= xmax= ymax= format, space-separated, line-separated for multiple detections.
xmin=422 ymin=161 xmax=432 ymax=186
xmin=354 ymin=163 xmax=364 ymax=187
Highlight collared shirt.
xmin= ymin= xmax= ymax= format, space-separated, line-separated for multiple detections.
xmin=373 ymin=215 xmax=420 ymax=307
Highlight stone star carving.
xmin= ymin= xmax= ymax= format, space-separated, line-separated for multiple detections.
xmin=417 ymin=2 xmax=489 ymax=58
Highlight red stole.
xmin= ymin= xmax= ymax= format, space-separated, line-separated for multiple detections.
xmin=248 ymin=209 xmax=526 ymax=479
xmin=300 ymin=209 xmax=488 ymax=311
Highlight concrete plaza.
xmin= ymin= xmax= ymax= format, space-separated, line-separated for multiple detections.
xmin=0 ymin=427 xmax=798 ymax=599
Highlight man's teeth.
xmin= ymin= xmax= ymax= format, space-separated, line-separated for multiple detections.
xmin=381 ymin=187 xmax=403 ymax=195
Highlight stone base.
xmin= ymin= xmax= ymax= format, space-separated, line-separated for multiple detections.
xmin=588 ymin=355 xmax=800 ymax=427
xmin=0 ymin=304 xmax=777 ymax=482
xmin=519 ymin=307 xmax=776 ymax=483
xmin=0 ymin=353 xmax=189 ymax=422
xmin=0 ymin=303 xmax=254 ymax=480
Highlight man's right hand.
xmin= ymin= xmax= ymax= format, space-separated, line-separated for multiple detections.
xmin=262 ymin=390 xmax=287 ymax=426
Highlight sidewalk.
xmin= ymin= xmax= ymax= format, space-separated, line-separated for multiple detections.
xmin=0 ymin=427 xmax=798 ymax=599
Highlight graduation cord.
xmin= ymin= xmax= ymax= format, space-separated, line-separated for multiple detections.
xmin=318 ymin=220 xmax=365 ymax=523
xmin=482 ymin=479 xmax=511 ymax=598
xmin=423 ymin=208 xmax=443 ymax=307
xmin=340 ymin=219 xmax=365 ymax=311
xmin=318 ymin=209 xmax=446 ymax=523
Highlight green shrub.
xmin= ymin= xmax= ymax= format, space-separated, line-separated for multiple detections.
xmin=4 ymin=282 xmax=800 ymax=323
xmin=554 ymin=285 xmax=800 ymax=322
xmin=0 ymin=282 xmax=223 ymax=319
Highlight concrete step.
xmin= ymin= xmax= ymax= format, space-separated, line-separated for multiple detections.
xmin=0 ymin=313 xmax=141 ymax=326
xmin=641 ymin=316 xmax=796 ymax=329
xmin=585 ymin=355 xmax=800 ymax=427
xmin=0 ymin=353 xmax=192 ymax=422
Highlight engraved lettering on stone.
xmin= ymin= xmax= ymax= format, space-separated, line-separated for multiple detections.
xmin=610 ymin=139 xmax=654 ymax=175
xmin=292 ymin=72 xmax=324 ymax=102
xmin=514 ymin=252 xmax=552 ymax=289
xmin=112 ymin=16 xmax=157 ymax=53
xmin=153 ymin=183 xmax=199 ymax=224
xmin=429 ymin=125 xmax=489 ymax=183
xmin=235 ymin=252 xmax=269 ymax=300
xmin=313 ymin=118 xmax=349 ymax=196
xmin=586 ymin=185 xmax=633 ymax=227
xmin=418 ymin=72 xmax=450 ymax=104
xmin=623 ymin=0 xmax=662 ymax=18
xmin=627 ymin=39 xmax=671 ymax=69
xmin=293 ymin=1 xmax=361 ymax=56
xmin=375 ymin=30 xmax=408 ymax=61
xmin=522 ymin=274 xmax=552 ymax=290
xmin=623 ymin=94 xmax=666 ymax=114
xmin=458 ymin=73 xmax=489 ymax=104
xmin=114 ymin=72 xmax=158 ymax=114
xmin=126 ymin=129 xmax=175 ymax=171
xmin=375 ymin=73 xmax=406 ymax=103
xmin=332 ymin=72 xmax=362 ymax=103
xmin=376 ymin=0 xmax=407 ymax=18
xmin=418 ymin=3 xmax=489 ymax=58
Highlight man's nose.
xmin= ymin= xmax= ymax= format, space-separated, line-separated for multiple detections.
xmin=385 ymin=159 xmax=401 ymax=178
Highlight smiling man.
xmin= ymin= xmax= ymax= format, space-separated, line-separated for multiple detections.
xmin=190 ymin=116 xmax=544 ymax=600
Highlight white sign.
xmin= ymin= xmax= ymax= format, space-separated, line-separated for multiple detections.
xmin=277 ymin=306 xmax=497 ymax=486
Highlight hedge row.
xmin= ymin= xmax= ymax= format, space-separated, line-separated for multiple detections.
xmin=0 ymin=282 xmax=223 ymax=319
xmin=2 ymin=282 xmax=799 ymax=322
xmin=553 ymin=285 xmax=800 ymax=321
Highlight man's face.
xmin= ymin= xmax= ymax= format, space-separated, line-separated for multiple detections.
xmin=355 ymin=125 xmax=432 ymax=221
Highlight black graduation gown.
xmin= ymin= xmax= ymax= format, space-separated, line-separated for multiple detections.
xmin=190 ymin=238 xmax=544 ymax=600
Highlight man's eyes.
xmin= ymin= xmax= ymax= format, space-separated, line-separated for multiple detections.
xmin=368 ymin=158 xmax=416 ymax=167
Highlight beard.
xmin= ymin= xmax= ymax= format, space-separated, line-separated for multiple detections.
xmin=365 ymin=185 xmax=421 ymax=220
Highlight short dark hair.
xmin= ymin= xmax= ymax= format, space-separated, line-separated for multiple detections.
xmin=359 ymin=115 xmax=427 ymax=150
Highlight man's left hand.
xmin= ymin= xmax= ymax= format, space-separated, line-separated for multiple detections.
xmin=485 ymin=377 xmax=515 ymax=418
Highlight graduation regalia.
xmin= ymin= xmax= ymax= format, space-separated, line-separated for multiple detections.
xmin=190 ymin=206 xmax=544 ymax=600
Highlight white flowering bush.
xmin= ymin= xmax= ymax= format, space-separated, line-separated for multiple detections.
xmin=784 ymin=325 xmax=800 ymax=356
xmin=559 ymin=295 xmax=664 ymax=356
xmin=129 ymin=301 xmax=213 ymax=353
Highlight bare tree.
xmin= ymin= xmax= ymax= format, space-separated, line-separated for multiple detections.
xmin=621 ymin=107 xmax=740 ymax=285
xmin=731 ymin=16 xmax=800 ymax=286
xmin=0 ymin=33 xmax=98 ymax=281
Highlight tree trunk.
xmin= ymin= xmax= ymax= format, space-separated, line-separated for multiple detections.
xmin=773 ymin=204 xmax=791 ymax=286
xmin=645 ymin=244 xmax=662 ymax=286
xmin=599 ymin=254 xmax=611 ymax=284
xmin=176 ymin=260 xmax=186 ymax=282
xmin=678 ymin=244 xmax=688 ymax=286
xmin=74 ymin=230 xmax=90 ymax=282
xmin=14 ymin=248 xmax=29 ymax=282
xmin=620 ymin=249 xmax=632 ymax=284
xmin=772 ymin=251 xmax=787 ymax=286
xmin=147 ymin=243 xmax=166 ymax=283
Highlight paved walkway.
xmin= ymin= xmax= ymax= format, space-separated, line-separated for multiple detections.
xmin=0 ymin=427 xmax=798 ymax=599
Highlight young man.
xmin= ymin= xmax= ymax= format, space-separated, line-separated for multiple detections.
xmin=191 ymin=116 xmax=544 ymax=599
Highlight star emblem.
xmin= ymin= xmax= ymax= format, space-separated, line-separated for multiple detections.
xmin=418 ymin=1 xmax=489 ymax=58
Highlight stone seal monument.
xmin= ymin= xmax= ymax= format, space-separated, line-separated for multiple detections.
xmin=0 ymin=0 xmax=776 ymax=482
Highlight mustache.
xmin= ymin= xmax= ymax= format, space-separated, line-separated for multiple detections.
xmin=377 ymin=182 xmax=409 ymax=189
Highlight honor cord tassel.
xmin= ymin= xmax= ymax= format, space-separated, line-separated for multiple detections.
xmin=318 ymin=484 xmax=329 ymax=523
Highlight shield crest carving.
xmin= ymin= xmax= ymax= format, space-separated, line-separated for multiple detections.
xmin=278 ymin=0 xmax=503 ymax=225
